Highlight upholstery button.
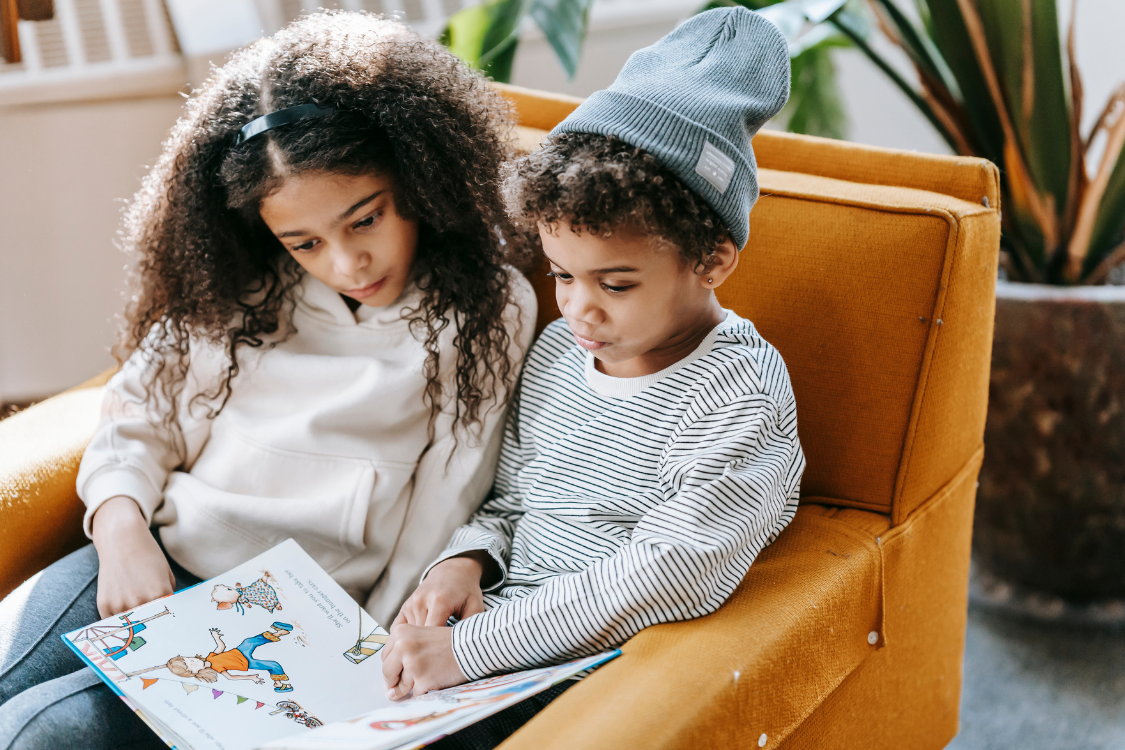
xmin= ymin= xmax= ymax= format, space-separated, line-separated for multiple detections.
xmin=758 ymin=733 xmax=768 ymax=747
xmin=868 ymin=631 xmax=879 ymax=645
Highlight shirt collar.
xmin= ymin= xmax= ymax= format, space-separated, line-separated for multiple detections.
xmin=295 ymin=273 xmax=421 ymax=329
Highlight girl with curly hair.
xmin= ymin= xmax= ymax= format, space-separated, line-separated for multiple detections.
xmin=0 ymin=12 xmax=535 ymax=747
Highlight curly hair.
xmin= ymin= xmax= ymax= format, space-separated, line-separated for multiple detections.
xmin=501 ymin=132 xmax=731 ymax=268
xmin=118 ymin=11 xmax=527 ymax=441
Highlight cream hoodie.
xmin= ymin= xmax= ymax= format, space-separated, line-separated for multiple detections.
xmin=76 ymin=269 xmax=536 ymax=625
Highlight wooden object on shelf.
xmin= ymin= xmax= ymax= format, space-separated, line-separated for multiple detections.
xmin=0 ymin=0 xmax=52 ymax=63
xmin=16 ymin=0 xmax=51 ymax=21
xmin=1 ymin=0 xmax=19 ymax=64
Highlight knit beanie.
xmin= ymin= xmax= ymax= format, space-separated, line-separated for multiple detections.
xmin=552 ymin=7 xmax=790 ymax=250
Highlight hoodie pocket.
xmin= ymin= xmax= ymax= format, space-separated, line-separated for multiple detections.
xmin=162 ymin=423 xmax=388 ymax=574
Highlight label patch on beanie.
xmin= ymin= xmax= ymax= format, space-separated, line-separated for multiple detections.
xmin=695 ymin=140 xmax=735 ymax=194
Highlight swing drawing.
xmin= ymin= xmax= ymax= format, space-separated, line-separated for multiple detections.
xmin=70 ymin=607 xmax=173 ymax=660
xmin=343 ymin=603 xmax=388 ymax=664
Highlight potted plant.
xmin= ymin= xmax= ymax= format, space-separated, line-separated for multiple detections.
xmin=442 ymin=0 xmax=1125 ymax=613
xmin=729 ymin=0 xmax=1125 ymax=615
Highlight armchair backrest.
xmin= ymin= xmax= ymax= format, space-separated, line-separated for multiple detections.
xmin=497 ymin=84 xmax=1001 ymax=526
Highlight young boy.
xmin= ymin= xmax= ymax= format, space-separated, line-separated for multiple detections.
xmin=381 ymin=5 xmax=804 ymax=739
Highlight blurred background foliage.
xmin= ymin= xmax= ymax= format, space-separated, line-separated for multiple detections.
xmin=440 ymin=0 xmax=595 ymax=83
xmin=442 ymin=0 xmax=1125 ymax=285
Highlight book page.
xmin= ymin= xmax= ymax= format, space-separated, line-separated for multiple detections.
xmin=63 ymin=539 xmax=394 ymax=750
xmin=262 ymin=652 xmax=620 ymax=750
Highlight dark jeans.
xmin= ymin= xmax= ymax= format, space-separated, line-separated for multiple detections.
xmin=0 ymin=542 xmax=200 ymax=750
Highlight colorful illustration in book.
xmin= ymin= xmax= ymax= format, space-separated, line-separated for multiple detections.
xmin=367 ymin=677 xmax=543 ymax=731
xmin=340 ymin=601 xmax=387 ymax=664
xmin=212 ymin=572 xmax=283 ymax=615
xmin=343 ymin=622 xmax=389 ymax=664
xmin=69 ymin=607 xmax=172 ymax=661
xmin=125 ymin=623 xmax=298 ymax=693
xmin=271 ymin=700 xmax=324 ymax=729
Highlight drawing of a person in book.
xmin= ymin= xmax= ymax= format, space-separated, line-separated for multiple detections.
xmin=159 ymin=623 xmax=296 ymax=693
xmin=211 ymin=574 xmax=283 ymax=615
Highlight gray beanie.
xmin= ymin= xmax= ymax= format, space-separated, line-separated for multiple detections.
xmin=552 ymin=7 xmax=790 ymax=250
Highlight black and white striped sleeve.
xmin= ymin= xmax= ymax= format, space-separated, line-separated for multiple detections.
xmin=420 ymin=387 xmax=532 ymax=591
xmin=448 ymin=384 xmax=804 ymax=679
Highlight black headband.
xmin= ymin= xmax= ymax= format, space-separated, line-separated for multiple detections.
xmin=235 ymin=103 xmax=336 ymax=145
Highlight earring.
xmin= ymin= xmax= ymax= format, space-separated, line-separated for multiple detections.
xmin=707 ymin=278 xmax=713 ymax=284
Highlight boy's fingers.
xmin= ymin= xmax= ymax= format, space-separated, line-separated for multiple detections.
xmin=462 ymin=596 xmax=485 ymax=619
xmin=381 ymin=656 xmax=402 ymax=690
xmin=388 ymin=674 xmax=414 ymax=701
xmin=381 ymin=640 xmax=402 ymax=687
xmin=402 ymin=601 xmax=427 ymax=626
xmin=423 ymin=603 xmax=454 ymax=627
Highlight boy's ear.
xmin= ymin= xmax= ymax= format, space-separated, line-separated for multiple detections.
xmin=697 ymin=235 xmax=740 ymax=290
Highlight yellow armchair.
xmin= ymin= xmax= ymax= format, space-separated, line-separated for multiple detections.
xmin=0 ymin=84 xmax=1000 ymax=749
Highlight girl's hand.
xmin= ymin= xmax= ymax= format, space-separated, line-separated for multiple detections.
xmin=381 ymin=624 xmax=467 ymax=700
xmin=91 ymin=496 xmax=175 ymax=618
xmin=393 ymin=553 xmax=491 ymax=628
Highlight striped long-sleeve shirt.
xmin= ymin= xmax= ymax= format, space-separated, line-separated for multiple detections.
xmin=429 ymin=310 xmax=805 ymax=680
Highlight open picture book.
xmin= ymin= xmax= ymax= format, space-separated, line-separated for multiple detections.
xmin=62 ymin=539 xmax=619 ymax=750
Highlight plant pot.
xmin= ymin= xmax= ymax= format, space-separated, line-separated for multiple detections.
xmin=974 ymin=280 xmax=1125 ymax=604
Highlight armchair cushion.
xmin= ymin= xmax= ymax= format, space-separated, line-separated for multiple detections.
xmin=0 ymin=373 xmax=110 ymax=600
xmin=501 ymin=502 xmax=890 ymax=749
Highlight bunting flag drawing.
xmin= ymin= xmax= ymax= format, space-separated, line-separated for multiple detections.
xmin=120 ymin=676 xmax=296 ymax=720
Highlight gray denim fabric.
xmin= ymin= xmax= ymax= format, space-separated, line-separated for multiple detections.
xmin=0 ymin=542 xmax=199 ymax=750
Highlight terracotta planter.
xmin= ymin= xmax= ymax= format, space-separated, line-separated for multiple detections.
xmin=974 ymin=280 xmax=1125 ymax=603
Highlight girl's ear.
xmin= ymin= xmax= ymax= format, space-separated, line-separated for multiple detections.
xmin=697 ymin=235 xmax=740 ymax=290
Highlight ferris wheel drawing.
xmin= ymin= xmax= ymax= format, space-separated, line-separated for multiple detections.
xmin=70 ymin=607 xmax=173 ymax=660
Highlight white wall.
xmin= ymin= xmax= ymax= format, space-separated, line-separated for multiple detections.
xmin=0 ymin=96 xmax=185 ymax=401
xmin=1 ymin=1 xmax=1123 ymax=402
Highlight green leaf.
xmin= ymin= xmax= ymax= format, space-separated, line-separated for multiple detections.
xmin=828 ymin=6 xmax=962 ymax=152
xmin=977 ymin=0 xmax=1071 ymax=222
xmin=441 ymin=4 xmax=492 ymax=66
xmin=922 ymin=0 xmax=1006 ymax=163
xmin=869 ymin=0 xmax=960 ymax=99
xmin=785 ymin=34 xmax=850 ymax=138
xmin=755 ymin=0 xmax=848 ymax=47
xmin=529 ymin=0 xmax=595 ymax=80
xmin=442 ymin=0 xmax=527 ymax=82
xmin=1085 ymin=150 xmax=1125 ymax=276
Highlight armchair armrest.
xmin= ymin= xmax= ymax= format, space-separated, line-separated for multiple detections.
xmin=0 ymin=371 xmax=112 ymax=599
xmin=501 ymin=504 xmax=890 ymax=749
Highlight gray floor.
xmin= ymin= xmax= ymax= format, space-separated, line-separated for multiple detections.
xmin=948 ymin=607 xmax=1125 ymax=750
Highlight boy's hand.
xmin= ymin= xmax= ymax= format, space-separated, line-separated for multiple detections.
xmin=381 ymin=624 xmax=467 ymax=700
xmin=393 ymin=552 xmax=491 ymax=628
xmin=91 ymin=495 xmax=175 ymax=618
